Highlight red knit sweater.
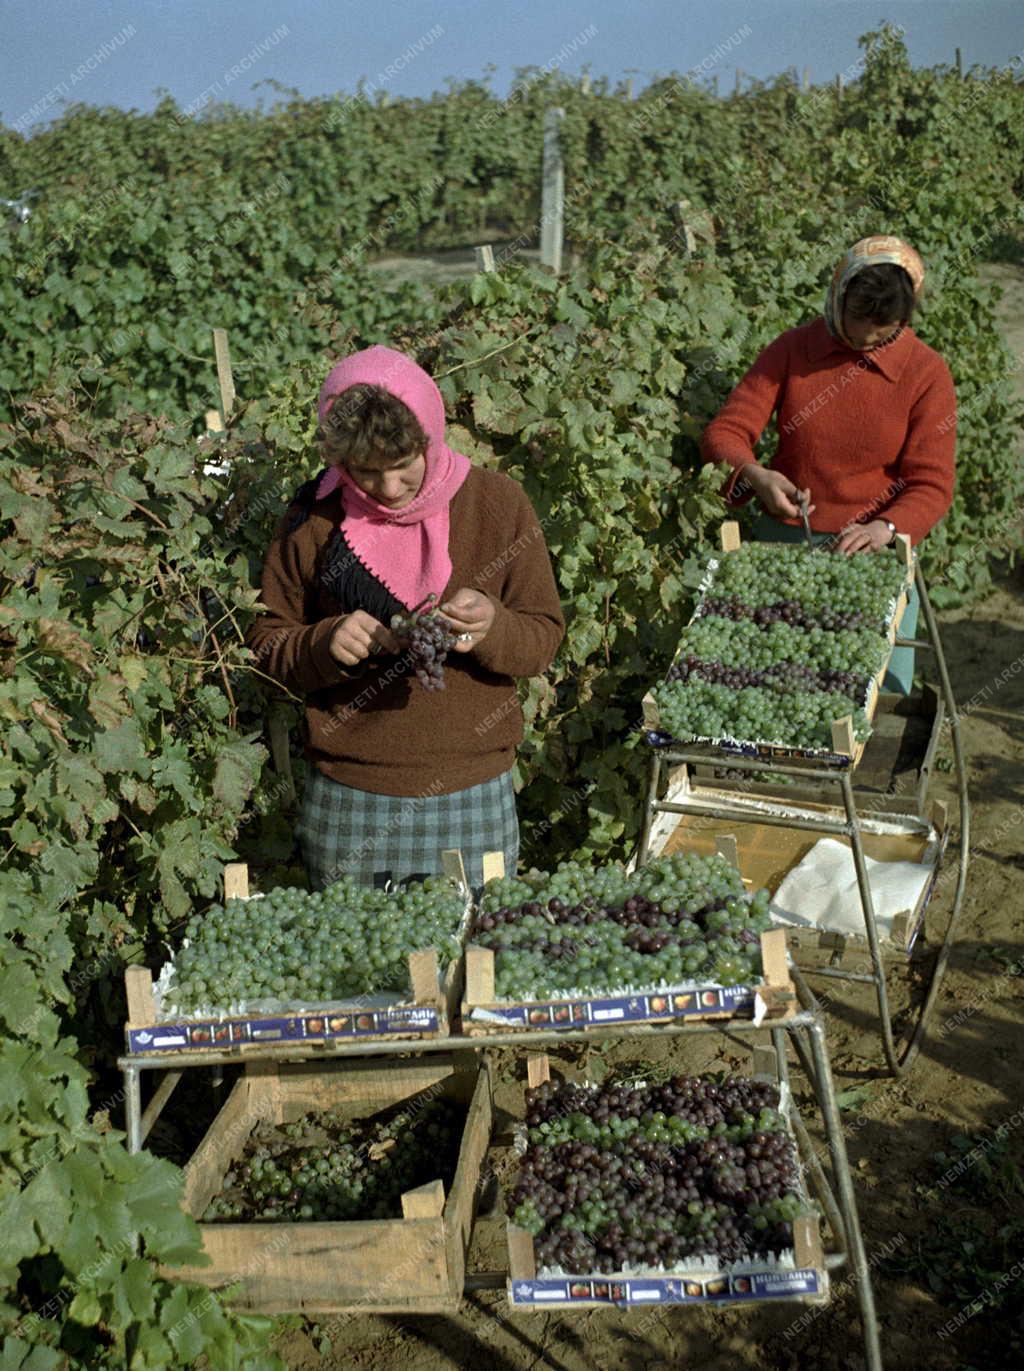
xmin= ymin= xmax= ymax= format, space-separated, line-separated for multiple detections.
xmin=700 ymin=316 xmax=957 ymax=545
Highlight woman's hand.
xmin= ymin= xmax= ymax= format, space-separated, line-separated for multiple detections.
xmin=740 ymin=464 xmax=815 ymax=520
xmin=438 ymin=589 xmax=497 ymax=652
xmin=328 ymin=611 xmax=401 ymax=667
xmin=834 ymin=520 xmax=894 ymax=556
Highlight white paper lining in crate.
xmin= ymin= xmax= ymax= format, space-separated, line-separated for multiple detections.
xmin=661 ymin=550 xmax=913 ymax=756
xmin=512 ymin=1076 xmax=818 ymax=1280
xmin=769 ymin=836 xmax=937 ymax=941
xmin=150 ymin=883 xmax=473 ymax=1023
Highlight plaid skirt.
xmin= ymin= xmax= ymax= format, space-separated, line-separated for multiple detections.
xmin=297 ymin=767 xmax=519 ymax=892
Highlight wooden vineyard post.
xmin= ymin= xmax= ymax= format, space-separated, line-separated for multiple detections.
xmin=268 ymin=705 xmax=295 ymax=806
xmin=669 ymin=201 xmax=698 ymax=259
xmin=540 ymin=107 xmax=565 ymax=275
xmin=955 ymin=47 xmax=963 ymax=79
xmin=211 ymin=327 xmax=236 ymax=423
xmin=835 ymin=73 xmax=843 ymax=103
xmin=474 ymin=244 xmax=495 ymax=273
xmin=802 ymin=66 xmax=810 ymax=92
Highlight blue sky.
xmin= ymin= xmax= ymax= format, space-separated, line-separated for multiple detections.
xmin=3 ymin=0 xmax=1023 ymax=133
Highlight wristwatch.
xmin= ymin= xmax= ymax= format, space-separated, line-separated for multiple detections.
xmin=881 ymin=519 xmax=897 ymax=545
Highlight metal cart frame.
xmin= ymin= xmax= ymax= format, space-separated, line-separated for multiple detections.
xmin=636 ymin=561 xmax=970 ymax=1077
xmin=120 ymin=1008 xmax=882 ymax=1371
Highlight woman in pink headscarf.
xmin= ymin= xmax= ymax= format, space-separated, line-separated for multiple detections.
xmin=247 ymin=345 xmax=564 ymax=891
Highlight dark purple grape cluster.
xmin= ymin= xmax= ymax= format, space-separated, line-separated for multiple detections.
xmin=470 ymin=891 xmax=749 ymax=939
xmin=697 ymin=596 xmax=870 ymax=633
xmin=667 ymin=655 xmax=764 ymax=690
xmin=668 ymin=655 xmax=867 ymax=700
xmin=509 ymin=1076 xmax=804 ymax=1273
xmin=392 ymin=609 xmax=458 ymax=690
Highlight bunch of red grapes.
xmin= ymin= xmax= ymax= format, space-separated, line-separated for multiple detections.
xmin=509 ymin=1075 xmax=805 ymax=1275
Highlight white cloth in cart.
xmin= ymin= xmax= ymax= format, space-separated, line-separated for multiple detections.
xmin=768 ymin=838 xmax=932 ymax=940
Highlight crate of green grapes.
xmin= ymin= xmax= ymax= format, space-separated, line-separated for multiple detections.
xmin=166 ymin=1053 xmax=492 ymax=1313
xmin=642 ymin=522 xmax=914 ymax=767
xmin=461 ymin=852 xmax=794 ymax=1035
xmin=125 ymin=859 xmax=473 ymax=1055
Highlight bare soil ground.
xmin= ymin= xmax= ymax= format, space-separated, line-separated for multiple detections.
xmin=267 ymin=262 xmax=1024 ymax=1371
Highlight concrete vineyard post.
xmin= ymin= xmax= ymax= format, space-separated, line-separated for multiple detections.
xmin=540 ymin=107 xmax=565 ymax=275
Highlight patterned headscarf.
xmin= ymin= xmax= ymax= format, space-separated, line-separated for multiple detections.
xmin=824 ymin=235 xmax=925 ymax=348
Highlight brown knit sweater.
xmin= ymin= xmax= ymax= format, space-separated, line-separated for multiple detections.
xmin=247 ymin=467 xmax=565 ymax=796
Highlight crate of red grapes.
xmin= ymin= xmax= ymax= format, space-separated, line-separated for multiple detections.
xmin=506 ymin=1054 xmax=826 ymax=1309
xmin=124 ymin=860 xmax=472 ymax=1055
xmin=643 ymin=521 xmax=914 ymax=767
xmin=166 ymin=1054 xmax=492 ymax=1313
xmin=461 ymin=852 xmax=793 ymax=1034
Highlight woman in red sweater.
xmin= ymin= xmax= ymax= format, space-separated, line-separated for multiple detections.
xmin=247 ymin=345 xmax=564 ymax=891
xmin=701 ymin=235 xmax=956 ymax=691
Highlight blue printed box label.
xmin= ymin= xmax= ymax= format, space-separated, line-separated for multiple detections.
xmin=127 ymin=1005 xmax=439 ymax=1054
xmin=509 ymin=1267 xmax=822 ymax=1307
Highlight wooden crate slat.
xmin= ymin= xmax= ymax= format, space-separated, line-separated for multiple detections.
xmin=170 ymin=1216 xmax=449 ymax=1309
xmin=444 ymin=1064 xmax=493 ymax=1290
xmin=401 ymin=1179 xmax=446 ymax=1220
xmin=182 ymin=1076 xmax=255 ymax=1216
xmin=124 ymin=965 xmax=157 ymax=1027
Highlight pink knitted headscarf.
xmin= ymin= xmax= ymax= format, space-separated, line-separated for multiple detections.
xmin=315 ymin=345 xmax=471 ymax=611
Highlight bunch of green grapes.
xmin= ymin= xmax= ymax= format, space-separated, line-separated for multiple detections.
xmin=202 ymin=1092 xmax=464 ymax=1223
xmin=471 ymin=853 xmax=772 ymax=1000
xmin=680 ymin=618 xmax=887 ymax=676
xmin=653 ymin=679 xmax=870 ymax=750
xmin=709 ymin=543 xmax=907 ymax=624
xmin=165 ymin=873 xmax=465 ymax=1013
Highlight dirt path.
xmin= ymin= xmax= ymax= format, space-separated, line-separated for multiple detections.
xmin=271 ymin=265 xmax=1024 ymax=1371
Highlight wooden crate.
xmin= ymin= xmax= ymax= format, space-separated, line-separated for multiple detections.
xmin=506 ymin=1053 xmax=827 ymax=1309
xmin=164 ymin=1053 xmax=492 ymax=1314
xmin=461 ymin=926 xmax=795 ymax=1035
xmin=642 ymin=521 xmax=914 ymax=769
xmin=124 ymin=861 xmax=468 ymax=1056
xmin=653 ymin=799 xmax=949 ymax=956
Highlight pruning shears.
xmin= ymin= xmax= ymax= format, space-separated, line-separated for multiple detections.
xmin=797 ymin=491 xmax=814 ymax=551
